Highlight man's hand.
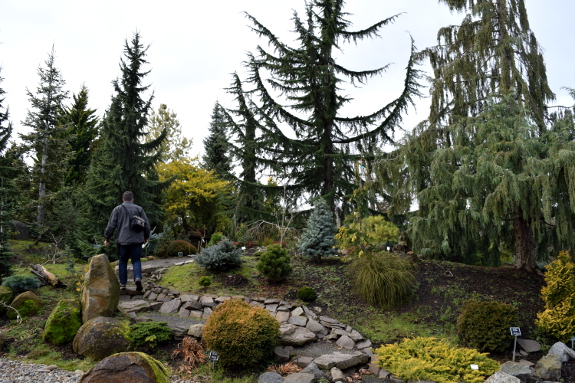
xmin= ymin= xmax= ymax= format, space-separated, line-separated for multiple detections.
xmin=104 ymin=238 xmax=110 ymax=247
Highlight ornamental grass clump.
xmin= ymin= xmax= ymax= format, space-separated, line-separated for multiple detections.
xmin=375 ymin=337 xmax=499 ymax=383
xmin=457 ymin=300 xmax=518 ymax=352
xmin=536 ymin=251 xmax=575 ymax=341
xmin=196 ymin=239 xmax=243 ymax=272
xmin=203 ymin=300 xmax=280 ymax=370
xmin=350 ymin=251 xmax=417 ymax=309
xmin=256 ymin=244 xmax=292 ymax=282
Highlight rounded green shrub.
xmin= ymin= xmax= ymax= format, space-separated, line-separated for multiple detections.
xmin=350 ymin=251 xmax=417 ymax=309
xmin=156 ymin=240 xmax=197 ymax=258
xmin=256 ymin=244 xmax=292 ymax=282
xmin=2 ymin=275 xmax=41 ymax=294
xmin=456 ymin=300 xmax=518 ymax=352
xmin=375 ymin=337 xmax=499 ymax=383
xmin=297 ymin=286 xmax=317 ymax=302
xmin=196 ymin=239 xmax=243 ymax=273
xmin=536 ymin=251 xmax=575 ymax=341
xmin=208 ymin=232 xmax=224 ymax=247
xmin=203 ymin=300 xmax=280 ymax=370
xmin=129 ymin=321 xmax=173 ymax=349
xmin=198 ymin=276 xmax=211 ymax=288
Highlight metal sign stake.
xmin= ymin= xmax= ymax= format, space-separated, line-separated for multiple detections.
xmin=510 ymin=327 xmax=521 ymax=362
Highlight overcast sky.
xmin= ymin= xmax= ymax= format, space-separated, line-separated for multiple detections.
xmin=1 ymin=1 xmax=574 ymax=158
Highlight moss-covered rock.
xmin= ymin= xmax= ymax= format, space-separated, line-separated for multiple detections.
xmin=81 ymin=254 xmax=120 ymax=323
xmin=43 ymin=298 xmax=82 ymax=346
xmin=79 ymin=352 xmax=169 ymax=383
xmin=0 ymin=286 xmax=13 ymax=316
xmin=73 ymin=316 xmax=131 ymax=361
xmin=7 ymin=291 xmax=43 ymax=320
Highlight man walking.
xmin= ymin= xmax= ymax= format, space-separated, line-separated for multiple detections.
xmin=104 ymin=191 xmax=150 ymax=291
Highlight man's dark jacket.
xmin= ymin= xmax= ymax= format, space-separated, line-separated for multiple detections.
xmin=104 ymin=201 xmax=150 ymax=245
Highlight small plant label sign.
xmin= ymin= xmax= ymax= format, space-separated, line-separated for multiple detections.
xmin=510 ymin=327 xmax=521 ymax=336
xmin=470 ymin=364 xmax=479 ymax=370
xmin=209 ymin=350 xmax=219 ymax=361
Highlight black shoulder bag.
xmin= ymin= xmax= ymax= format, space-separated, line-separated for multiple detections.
xmin=121 ymin=204 xmax=146 ymax=232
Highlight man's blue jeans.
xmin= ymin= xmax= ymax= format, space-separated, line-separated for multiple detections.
xmin=118 ymin=243 xmax=142 ymax=285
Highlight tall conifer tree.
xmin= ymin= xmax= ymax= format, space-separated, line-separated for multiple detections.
xmin=0 ymin=69 xmax=14 ymax=278
xmin=226 ymin=0 xmax=420 ymax=219
xmin=60 ymin=85 xmax=98 ymax=186
xmin=83 ymin=33 xmax=168 ymax=240
xmin=20 ymin=47 xmax=70 ymax=225
xmin=203 ymin=102 xmax=232 ymax=179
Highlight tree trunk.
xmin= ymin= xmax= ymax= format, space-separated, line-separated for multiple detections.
xmin=513 ymin=214 xmax=537 ymax=271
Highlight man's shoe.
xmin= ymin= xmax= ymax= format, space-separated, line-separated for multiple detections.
xmin=120 ymin=284 xmax=126 ymax=290
xmin=135 ymin=278 xmax=143 ymax=292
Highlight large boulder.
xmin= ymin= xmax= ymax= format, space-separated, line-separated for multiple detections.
xmin=81 ymin=254 xmax=120 ymax=323
xmin=79 ymin=352 xmax=169 ymax=383
xmin=535 ymin=353 xmax=562 ymax=381
xmin=43 ymin=298 xmax=82 ymax=346
xmin=278 ymin=323 xmax=316 ymax=346
xmin=548 ymin=341 xmax=575 ymax=362
xmin=7 ymin=291 xmax=43 ymax=320
xmin=313 ymin=351 xmax=369 ymax=370
xmin=9 ymin=220 xmax=29 ymax=240
xmin=73 ymin=316 xmax=131 ymax=361
xmin=0 ymin=285 xmax=13 ymax=316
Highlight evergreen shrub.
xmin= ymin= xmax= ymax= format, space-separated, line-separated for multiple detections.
xmin=196 ymin=239 xmax=243 ymax=273
xmin=198 ymin=276 xmax=211 ymax=289
xmin=2 ymin=275 xmax=41 ymax=294
xmin=129 ymin=321 xmax=173 ymax=349
xmin=350 ymin=252 xmax=416 ymax=309
xmin=536 ymin=251 xmax=575 ymax=341
xmin=375 ymin=337 xmax=499 ymax=383
xmin=297 ymin=286 xmax=317 ymax=302
xmin=156 ymin=240 xmax=197 ymax=258
xmin=203 ymin=300 xmax=280 ymax=369
xmin=208 ymin=232 xmax=224 ymax=247
xmin=336 ymin=215 xmax=399 ymax=256
xmin=256 ymin=244 xmax=292 ymax=282
xmin=297 ymin=199 xmax=338 ymax=261
xmin=456 ymin=299 xmax=518 ymax=352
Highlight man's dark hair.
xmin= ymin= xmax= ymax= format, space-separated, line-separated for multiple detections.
xmin=123 ymin=191 xmax=134 ymax=201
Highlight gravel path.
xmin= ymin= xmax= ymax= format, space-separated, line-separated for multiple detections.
xmin=0 ymin=357 xmax=207 ymax=383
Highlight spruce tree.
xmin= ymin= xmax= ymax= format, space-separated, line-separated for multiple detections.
xmin=0 ymin=69 xmax=14 ymax=278
xmin=226 ymin=0 xmax=420 ymax=218
xmin=202 ymin=102 xmax=232 ymax=179
xmin=297 ymin=198 xmax=338 ymax=261
xmin=224 ymin=74 xmax=266 ymax=223
xmin=83 ymin=33 xmax=168 ymax=240
xmin=20 ymin=47 xmax=70 ymax=226
xmin=60 ymin=85 xmax=98 ymax=186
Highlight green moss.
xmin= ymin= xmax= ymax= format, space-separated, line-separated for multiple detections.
xmin=0 ymin=285 xmax=13 ymax=315
xmin=133 ymin=352 xmax=170 ymax=383
xmin=43 ymin=299 xmax=82 ymax=346
xmin=8 ymin=299 xmax=41 ymax=319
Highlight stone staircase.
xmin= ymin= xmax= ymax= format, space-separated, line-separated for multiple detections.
xmin=117 ymin=282 xmax=381 ymax=379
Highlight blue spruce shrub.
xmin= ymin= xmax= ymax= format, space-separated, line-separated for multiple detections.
xmin=2 ymin=275 xmax=41 ymax=294
xmin=196 ymin=239 xmax=243 ymax=272
xmin=297 ymin=199 xmax=338 ymax=261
